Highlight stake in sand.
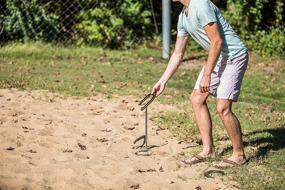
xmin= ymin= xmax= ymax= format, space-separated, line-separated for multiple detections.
xmin=133 ymin=93 xmax=156 ymax=156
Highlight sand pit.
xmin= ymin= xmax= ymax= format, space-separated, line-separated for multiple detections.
xmin=0 ymin=88 xmax=237 ymax=190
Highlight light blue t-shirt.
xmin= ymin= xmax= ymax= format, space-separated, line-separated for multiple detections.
xmin=177 ymin=0 xmax=247 ymax=59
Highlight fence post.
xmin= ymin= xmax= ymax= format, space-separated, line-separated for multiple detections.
xmin=162 ymin=0 xmax=171 ymax=59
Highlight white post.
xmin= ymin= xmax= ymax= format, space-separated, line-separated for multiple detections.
xmin=162 ymin=0 xmax=171 ymax=59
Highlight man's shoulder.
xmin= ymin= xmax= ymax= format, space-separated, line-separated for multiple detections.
xmin=191 ymin=0 xmax=216 ymax=13
xmin=191 ymin=0 xmax=209 ymax=5
xmin=191 ymin=0 xmax=212 ymax=9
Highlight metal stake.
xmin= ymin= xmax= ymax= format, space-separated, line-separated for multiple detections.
xmin=133 ymin=93 xmax=156 ymax=156
xmin=145 ymin=107 xmax=148 ymax=148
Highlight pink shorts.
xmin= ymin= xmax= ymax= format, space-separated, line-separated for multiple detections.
xmin=194 ymin=53 xmax=249 ymax=102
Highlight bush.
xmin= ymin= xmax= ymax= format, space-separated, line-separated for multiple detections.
xmin=76 ymin=0 xmax=152 ymax=48
xmin=1 ymin=0 xmax=284 ymax=56
xmin=76 ymin=7 xmax=124 ymax=47
xmin=2 ymin=0 xmax=59 ymax=42
xmin=247 ymin=28 xmax=285 ymax=57
xmin=221 ymin=0 xmax=285 ymax=56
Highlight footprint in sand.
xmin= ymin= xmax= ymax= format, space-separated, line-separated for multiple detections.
xmin=22 ymin=126 xmax=29 ymax=130
xmin=28 ymin=149 xmax=37 ymax=153
xmin=130 ymin=184 xmax=140 ymax=189
xmin=91 ymin=109 xmax=104 ymax=115
xmin=43 ymin=119 xmax=53 ymax=125
xmin=178 ymin=140 xmax=199 ymax=149
xmin=96 ymin=138 xmax=109 ymax=143
xmin=121 ymin=99 xmax=128 ymax=104
xmin=62 ymin=148 xmax=73 ymax=153
xmin=21 ymin=117 xmax=28 ymax=121
xmin=137 ymin=168 xmax=157 ymax=173
xmin=81 ymin=133 xmax=87 ymax=137
xmin=74 ymin=153 xmax=90 ymax=160
xmin=7 ymin=110 xmax=23 ymax=117
xmin=0 ymin=117 xmax=8 ymax=125
xmin=159 ymin=157 xmax=179 ymax=172
xmin=53 ymin=154 xmax=71 ymax=162
xmin=121 ymin=122 xmax=137 ymax=131
xmin=155 ymin=126 xmax=166 ymax=135
xmin=38 ymin=128 xmax=54 ymax=136
xmin=103 ymin=118 xmax=111 ymax=124
xmin=123 ymin=125 xmax=135 ymax=131
xmin=128 ymin=106 xmax=135 ymax=111
xmin=101 ymin=128 xmax=112 ymax=132
xmin=28 ymin=160 xmax=37 ymax=166
xmin=77 ymin=143 xmax=87 ymax=150
xmin=6 ymin=147 xmax=15 ymax=151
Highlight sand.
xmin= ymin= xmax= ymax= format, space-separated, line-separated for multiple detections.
xmin=0 ymin=88 xmax=238 ymax=190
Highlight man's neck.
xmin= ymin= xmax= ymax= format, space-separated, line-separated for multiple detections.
xmin=181 ymin=0 xmax=191 ymax=7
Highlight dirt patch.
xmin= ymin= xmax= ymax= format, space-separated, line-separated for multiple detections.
xmin=180 ymin=58 xmax=206 ymax=70
xmin=0 ymin=88 xmax=238 ymax=190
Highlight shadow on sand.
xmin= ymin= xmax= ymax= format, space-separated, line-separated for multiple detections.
xmin=218 ymin=124 xmax=285 ymax=160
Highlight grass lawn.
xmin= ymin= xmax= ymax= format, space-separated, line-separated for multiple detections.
xmin=0 ymin=42 xmax=284 ymax=189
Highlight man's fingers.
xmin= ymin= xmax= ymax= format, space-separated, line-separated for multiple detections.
xmin=199 ymin=86 xmax=203 ymax=93
xmin=152 ymin=85 xmax=159 ymax=94
xmin=200 ymin=86 xmax=205 ymax=93
xmin=200 ymin=86 xmax=210 ymax=93
xmin=156 ymin=88 xmax=164 ymax=96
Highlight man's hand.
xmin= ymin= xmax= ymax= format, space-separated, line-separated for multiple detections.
xmin=151 ymin=81 xmax=166 ymax=97
xmin=203 ymin=22 xmax=222 ymax=82
xmin=198 ymin=22 xmax=222 ymax=93
xmin=199 ymin=74 xmax=211 ymax=93
xmin=151 ymin=36 xmax=189 ymax=97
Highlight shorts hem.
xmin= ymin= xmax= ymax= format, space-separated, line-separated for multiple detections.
xmin=192 ymin=88 xmax=239 ymax=102
xmin=216 ymin=96 xmax=238 ymax=102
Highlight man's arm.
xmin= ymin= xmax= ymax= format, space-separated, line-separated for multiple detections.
xmin=152 ymin=35 xmax=189 ymax=96
xmin=159 ymin=36 xmax=189 ymax=84
xmin=199 ymin=22 xmax=223 ymax=93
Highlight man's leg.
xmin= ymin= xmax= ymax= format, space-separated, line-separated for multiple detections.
xmin=216 ymin=99 xmax=246 ymax=163
xmin=190 ymin=90 xmax=215 ymax=158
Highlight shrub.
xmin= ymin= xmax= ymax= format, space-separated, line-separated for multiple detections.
xmin=247 ymin=28 xmax=285 ymax=57
xmin=76 ymin=7 xmax=124 ymax=47
xmin=222 ymin=0 xmax=285 ymax=56
xmin=2 ymin=0 xmax=59 ymax=42
xmin=76 ymin=0 xmax=152 ymax=48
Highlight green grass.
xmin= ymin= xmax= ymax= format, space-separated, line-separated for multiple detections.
xmin=0 ymin=42 xmax=284 ymax=189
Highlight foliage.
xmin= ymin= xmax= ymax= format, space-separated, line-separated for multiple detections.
xmin=76 ymin=0 xmax=152 ymax=48
xmin=0 ymin=0 xmax=284 ymax=56
xmin=223 ymin=0 xmax=263 ymax=34
xmin=76 ymin=7 xmax=124 ymax=47
xmin=247 ymin=28 xmax=285 ymax=57
xmin=2 ymin=0 xmax=59 ymax=42
xmin=222 ymin=0 xmax=285 ymax=56
xmin=0 ymin=43 xmax=284 ymax=188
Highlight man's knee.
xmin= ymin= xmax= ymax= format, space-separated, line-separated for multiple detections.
xmin=216 ymin=100 xmax=232 ymax=118
xmin=190 ymin=90 xmax=207 ymax=106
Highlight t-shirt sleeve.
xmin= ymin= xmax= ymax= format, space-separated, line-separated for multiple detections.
xmin=196 ymin=0 xmax=217 ymax=28
xmin=177 ymin=13 xmax=189 ymax=37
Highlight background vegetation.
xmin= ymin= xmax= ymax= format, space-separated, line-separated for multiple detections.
xmin=0 ymin=43 xmax=284 ymax=189
xmin=0 ymin=0 xmax=284 ymax=56
xmin=0 ymin=0 xmax=284 ymax=189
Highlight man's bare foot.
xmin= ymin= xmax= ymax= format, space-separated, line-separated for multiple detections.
xmin=227 ymin=155 xmax=246 ymax=165
xmin=181 ymin=150 xmax=215 ymax=166
xmin=214 ymin=155 xmax=247 ymax=168
xmin=190 ymin=151 xmax=215 ymax=161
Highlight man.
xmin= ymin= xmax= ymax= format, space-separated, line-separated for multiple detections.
xmin=151 ymin=0 xmax=248 ymax=166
